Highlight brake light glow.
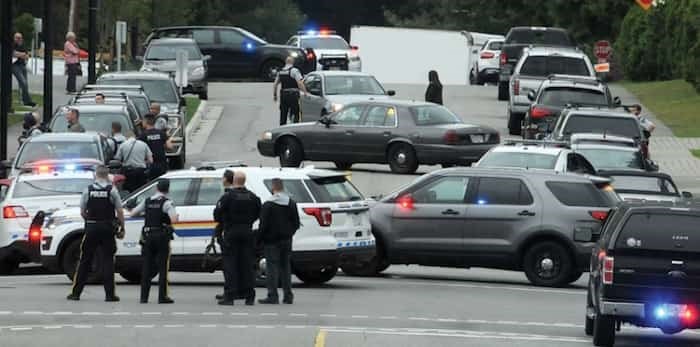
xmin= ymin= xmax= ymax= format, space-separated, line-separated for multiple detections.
xmin=38 ymin=165 xmax=50 ymax=174
xmin=683 ymin=308 xmax=695 ymax=322
xmin=480 ymin=52 xmax=495 ymax=59
xmin=602 ymin=256 xmax=614 ymax=284
xmin=3 ymin=205 xmax=29 ymax=219
xmin=500 ymin=52 xmax=507 ymax=66
xmin=589 ymin=210 xmax=609 ymax=221
xmin=303 ymin=207 xmax=332 ymax=227
xmin=513 ymin=79 xmax=520 ymax=96
xmin=29 ymin=225 xmax=42 ymax=243
xmin=444 ymin=130 xmax=459 ymax=145
xmin=530 ymin=106 xmax=551 ymax=119
xmin=397 ymin=195 xmax=414 ymax=210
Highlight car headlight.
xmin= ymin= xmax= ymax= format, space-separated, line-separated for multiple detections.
xmin=331 ymin=103 xmax=344 ymax=112
xmin=289 ymin=51 xmax=300 ymax=58
xmin=190 ymin=66 xmax=205 ymax=77
xmin=262 ymin=131 xmax=273 ymax=140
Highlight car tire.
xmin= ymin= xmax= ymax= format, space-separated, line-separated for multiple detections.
xmin=568 ymin=269 xmax=584 ymax=284
xmin=585 ymin=287 xmax=595 ymax=336
xmin=592 ymin=312 xmax=616 ymax=347
xmin=387 ymin=143 xmax=418 ymax=174
xmin=0 ymin=258 xmax=19 ymax=275
xmin=334 ymin=162 xmax=353 ymax=170
xmin=62 ymin=237 xmax=104 ymax=284
xmin=523 ymin=241 xmax=574 ymax=287
xmin=260 ymin=59 xmax=284 ymax=82
xmin=278 ymin=137 xmax=304 ymax=168
xmin=497 ymin=81 xmax=509 ymax=101
xmin=294 ymin=266 xmax=338 ymax=285
xmin=508 ymin=110 xmax=523 ymax=136
xmin=342 ymin=241 xmax=390 ymax=277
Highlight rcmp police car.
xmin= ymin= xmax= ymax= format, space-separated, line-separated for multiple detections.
xmin=286 ymin=30 xmax=361 ymax=72
xmin=39 ymin=165 xmax=375 ymax=284
xmin=0 ymin=160 xmax=123 ymax=274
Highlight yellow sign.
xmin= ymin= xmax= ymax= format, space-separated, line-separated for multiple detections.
xmin=594 ymin=63 xmax=610 ymax=73
xmin=636 ymin=0 xmax=653 ymax=11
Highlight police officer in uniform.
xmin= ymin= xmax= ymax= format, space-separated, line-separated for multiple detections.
xmin=140 ymin=114 xmax=172 ymax=180
xmin=273 ymin=56 xmax=308 ymax=125
xmin=67 ymin=165 xmax=125 ymax=302
xmin=214 ymin=171 xmax=261 ymax=306
xmin=214 ymin=170 xmax=235 ymax=301
xmin=128 ymin=180 xmax=178 ymax=304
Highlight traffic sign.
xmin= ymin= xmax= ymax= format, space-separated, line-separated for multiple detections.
xmin=636 ymin=0 xmax=654 ymax=11
xmin=594 ymin=40 xmax=612 ymax=63
xmin=594 ymin=63 xmax=610 ymax=73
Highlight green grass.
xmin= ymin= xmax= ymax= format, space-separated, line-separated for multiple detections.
xmin=184 ymin=96 xmax=201 ymax=125
xmin=691 ymin=149 xmax=700 ymax=159
xmin=620 ymin=79 xmax=700 ymax=138
xmin=9 ymin=90 xmax=44 ymax=126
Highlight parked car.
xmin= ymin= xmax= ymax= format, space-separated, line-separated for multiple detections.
xmin=257 ymin=100 xmax=499 ymax=174
xmin=598 ymin=170 xmax=691 ymax=203
xmin=474 ymin=141 xmax=596 ymax=175
xmin=369 ymin=167 xmax=619 ymax=287
xmin=498 ymin=26 xmax=577 ymax=101
xmin=507 ymin=47 xmax=595 ymax=135
xmin=69 ymin=93 xmax=142 ymax=124
xmin=470 ymin=38 xmax=503 ymax=85
xmin=585 ymin=203 xmax=700 ymax=346
xmin=144 ymin=26 xmax=314 ymax=80
xmin=300 ymin=71 xmax=395 ymax=122
xmin=50 ymin=104 xmax=138 ymax=137
xmin=75 ymin=85 xmax=151 ymax=118
xmin=522 ymin=75 xmax=619 ymax=139
xmin=141 ymin=38 xmax=209 ymax=100
xmin=570 ymin=133 xmax=657 ymax=172
xmin=286 ymin=30 xmax=361 ymax=71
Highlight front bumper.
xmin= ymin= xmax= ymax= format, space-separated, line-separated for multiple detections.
xmin=257 ymin=140 xmax=276 ymax=157
xmin=416 ymin=143 xmax=497 ymax=165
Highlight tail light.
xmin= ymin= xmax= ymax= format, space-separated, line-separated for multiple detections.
xmin=589 ymin=210 xmax=609 ymax=221
xmin=480 ymin=52 xmax=494 ymax=59
xmin=530 ymin=106 xmax=551 ymax=119
xmin=303 ymin=207 xmax=332 ymax=227
xmin=3 ymin=205 xmax=29 ymax=219
xmin=603 ymin=256 xmax=614 ymax=284
xmin=397 ymin=194 xmax=414 ymax=210
xmin=500 ymin=52 xmax=507 ymax=66
xmin=513 ymin=79 xmax=520 ymax=96
xmin=443 ymin=130 xmax=459 ymax=145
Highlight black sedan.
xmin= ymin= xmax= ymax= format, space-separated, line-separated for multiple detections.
xmin=257 ymin=100 xmax=500 ymax=174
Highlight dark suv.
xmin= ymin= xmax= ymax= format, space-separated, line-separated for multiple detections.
xmin=144 ymin=26 xmax=314 ymax=80
xmin=586 ymin=203 xmax=700 ymax=346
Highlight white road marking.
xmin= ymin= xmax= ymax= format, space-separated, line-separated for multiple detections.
xmin=199 ymin=324 xmax=217 ymax=328
xmin=172 ymin=312 xmax=189 ymax=316
xmin=255 ymin=325 xmax=275 ymax=329
xmin=351 ymin=315 xmax=369 ymax=319
xmin=260 ymin=313 xmax=278 ymax=316
xmin=73 ymin=325 xmax=92 ymax=329
xmin=23 ymin=311 xmax=43 ymax=315
xmin=134 ymin=325 xmax=155 ymax=328
xmin=437 ymin=318 xmax=458 ymax=322
xmin=43 ymin=325 xmax=62 ymax=330
xmin=49 ymin=311 xmax=73 ymax=315
xmin=323 ymin=327 xmax=590 ymax=343
xmin=201 ymin=312 xmax=223 ymax=316
xmin=142 ymin=312 xmax=162 ymax=316
xmin=112 ymin=312 xmax=130 ymax=316
xmin=227 ymin=325 xmax=248 ymax=329
xmin=289 ymin=313 xmax=308 ymax=317
xmin=164 ymin=324 xmax=185 ymax=328
xmin=104 ymin=325 xmax=122 ymax=328
xmin=81 ymin=312 xmax=102 ymax=315
xmin=231 ymin=312 xmax=249 ymax=316
xmin=10 ymin=327 xmax=32 ymax=331
xmin=319 ymin=314 xmax=337 ymax=318
xmin=284 ymin=325 xmax=308 ymax=329
xmin=0 ymin=311 xmax=12 ymax=315
xmin=408 ymin=317 xmax=431 ymax=321
xmin=379 ymin=316 xmax=397 ymax=320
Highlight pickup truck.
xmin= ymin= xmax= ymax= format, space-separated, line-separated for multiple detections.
xmin=585 ymin=203 xmax=700 ymax=346
xmin=498 ymin=26 xmax=577 ymax=101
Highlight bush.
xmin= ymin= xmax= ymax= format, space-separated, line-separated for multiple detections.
xmin=14 ymin=13 xmax=35 ymax=47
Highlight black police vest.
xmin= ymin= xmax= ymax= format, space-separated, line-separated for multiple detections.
xmin=143 ymin=128 xmax=167 ymax=164
xmin=86 ymin=184 xmax=115 ymax=222
xmin=278 ymin=67 xmax=298 ymax=90
xmin=144 ymin=197 xmax=172 ymax=229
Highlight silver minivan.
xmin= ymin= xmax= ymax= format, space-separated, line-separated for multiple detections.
xmin=141 ymin=38 xmax=210 ymax=99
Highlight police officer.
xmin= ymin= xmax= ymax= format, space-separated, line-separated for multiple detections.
xmin=67 ymin=165 xmax=125 ymax=302
xmin=214 ymin=170 xmax=235 ymax=301
xmin=128 ymin=179 xmax=178 ymax=304
xmin=213 ymin=171 xmax=261 ymax=306
xmin=140 ymin=114 xmax=172 ymax=180
xmin=273 ymin=56 xmax=308 ymax=125
xmin=115 ymin=131 xmax=152 ymax=193
xmin=149 ymin=102 xmax=169 ymax=131
xmin=108 ymin=122 xmax=127 ymax=156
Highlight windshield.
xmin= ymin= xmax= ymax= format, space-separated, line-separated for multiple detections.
xmin=520 ymin=56 xmax=590 ymax=76
xmin=324 ymin=76 xmax=385 ymax=95
xmin=52 ymin=112 xmax=133 ymax=134
xmin=610 ymin=175 xmax=679 ymax=195
xmin=410 ymin=106 xmax=461 ymax=126
xmin=16 ymin=142 xmax=100 ymax=168
xmin=146 ymin=43 xmax=202 ymax=60
xmin=100 ymin=79 xmax=178 ymax=104
xmin=507 ymin=30 xmax=573 ymax=45
xmin=540 ymin=88 xmax=607 ymax=107
xmin=305 ymin=176 xmax=364 ymax=203
xmin=576 ymin=148 xmax=643 ymax=170
xmin=563 ymin=115 xmax=641 ymax=139
xmin=301 ymin=37 xmax=349 ymax=50
xmin=478 ymin=152 xmax=558 ymax=169
xmin=13 ymin=178 xmax=93 ymax=198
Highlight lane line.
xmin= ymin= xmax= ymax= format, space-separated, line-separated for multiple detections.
xmin=172 ymin=312 xmax=189 ymax=316
xmin=289 ymin=313 xmax=308 ymax=317
xmin=112 ymin=312 xmax=130 ymax=316
xmin=201 ymin=312 xmax=223 ymax=316
xmin=319 ymin=314 xmax=337 ymax=318
xmin=200 ymin=324 xmax=217 ymax=328
xmin=227 ymin=325 xmax=248 ymax=329
xmin=231 ymin=312 xmax=249 ymax=316
xmin=142 ymin=312 xmax=162 ymax=316
xmin=0 ymin=311 xmax=12 ymax=315
xmin=104 ymin=325 xmax=122 ymax=328
xmin=134 ymin=325 xmax=155 ymax=328
xmin=164 ymin=325 xmax=185 ymax=328
xmin=10 ymin=327 xmax=32 ymax=331
xmin=314 ymin=329 xmax=327 ymax=347
xmin=260 ymin=313 xmax=278 ymax=316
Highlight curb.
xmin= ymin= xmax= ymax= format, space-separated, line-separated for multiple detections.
xmin=185 ymin=100 xmax=208 ymax=141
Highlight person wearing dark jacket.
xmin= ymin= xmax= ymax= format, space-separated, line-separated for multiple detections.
xmin=425 ymin=70 xmax=443 ymax=105
xmin=258 ymin=178 xmax=300 ymax=305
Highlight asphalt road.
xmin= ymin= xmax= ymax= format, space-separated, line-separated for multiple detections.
xmin=3 ymin=82 xmax=700 ymax=346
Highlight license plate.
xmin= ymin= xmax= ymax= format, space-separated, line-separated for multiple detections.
xmin=329 ymin=66 xmax=341 ymax=71
xmin=351 ymin=214 xmax=362 ymax=226
xmin=470 ymin=134 xmax=485 ymax=143
xmin=334 ymin=232 xmax=349 ymax=239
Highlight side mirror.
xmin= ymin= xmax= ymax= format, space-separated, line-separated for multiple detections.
xmin=387 ymin=90 xmax=396 ymax=96
xmin=574 ymin=226 xmax=595 ymax=242
xmin=319 ymin=116 xmax=332 ymax=128
xmin=124 ymin=199 xmax=138 ymax=210
xmin=203 ymin=55 xmax=212 ymax=61
xmin=108 ymin=160 xmax=122 ymax=171
xmin=682 ymin=191 xmax=693 ymax=199
xmin=646 ymin=159 xmax=659 ymax=172
xmin=527 ymin=90 xmax=536 ymax=102
xmin=613 ymin=96 xmax=622 ymax=106
xmin=309 ymin=88 xmax=321 ymax=96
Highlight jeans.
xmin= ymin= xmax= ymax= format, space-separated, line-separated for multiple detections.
xmin=11 ymin=64 xmax=33 ymax=105
xmin=66 ymin=63 xmax=80 ymax=92
xmin=264 ymin=239 xmax=293 ymax=301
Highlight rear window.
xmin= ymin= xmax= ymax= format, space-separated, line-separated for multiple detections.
xmin=478 ymin=152 xmax=557 ymax=170
xmin=52 ymin=112 xmax=133 ymax=134
xmin=263 ymin=179 xmax=313 ymax=203
xmin=546 ymin=181 xmax=617 ymax=207
xmin=610 ymin=175 xmax=679 ymax=196
xmin=410 ymin=106 xmax=461 ymax=126
xmin=563 ymin=115 xmax=641 ymax=139
xmin=488 ymin=41 xmax=503 ymax=50
xmin=507 ymin=30 xmax=573 ymax=46
xmin=540 ymin=88 xmax=607 ymax=107
xmin=520 ymin=56 xmax=590 ymax=76
xmin=13 ymin=178 xmax=92 ymax=198
xmin=616 ymin=214 xmax=700 ymax=252
xmin=576 ymin=148 xmax=644 ymax=170
xmin=301 ymin=37 xmax=349 ymax=50
xmin=304 ymin=176 xmax=364 ymax=203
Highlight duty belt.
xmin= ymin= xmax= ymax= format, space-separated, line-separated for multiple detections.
xmin=282 ymin=88 xmax=299 ymax=92
xmin=86 ymin=220 xmax=114 ymax=224
xmin=143 ymin=226 xmax=169 ymax=233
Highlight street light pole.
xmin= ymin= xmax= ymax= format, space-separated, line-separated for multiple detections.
xmin=43 ymin=0 xmax=54 ymax=123
xmin=1 ymin=0 xmax=13 ymax=161
xmin=88 ymin=0 xmax=98 ymax=84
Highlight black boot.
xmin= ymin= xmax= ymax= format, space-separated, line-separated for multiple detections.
xmin=159 ymin=297 xmax=175 ymax=304
xmin=258 ymin=297 xmax=279 ymax=305
xmin=66 ymin=294 xmax=80 ymax=301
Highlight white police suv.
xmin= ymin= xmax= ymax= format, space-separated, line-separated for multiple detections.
xmin=0 ymin=160 xmax=123 ymax=274
xmin=286 ymin=30 xmax=361 ymax=72
xmin=39 ymin=165 xmax=375 ymax=284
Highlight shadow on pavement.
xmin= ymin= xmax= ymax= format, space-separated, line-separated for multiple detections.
xmin=373 ymin=271 xmax=587 ymax=290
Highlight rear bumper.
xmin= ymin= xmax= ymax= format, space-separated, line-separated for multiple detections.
xmin=0 ymin=240 xmax=40 ymax=264
xmin=292 ymin=249 xmax=339 ymax=269
xmin=416 ymin=143 xmax=497 ymax=165
xmin=478 ymin=68 xmax=500 ymax=81
xmin=601 ymin=301 xmax=645 ymax=318
xmin=257 ymin=140 xmax=276 ymax=157
xmin=338 ymin=244 xmax=376 ymax=266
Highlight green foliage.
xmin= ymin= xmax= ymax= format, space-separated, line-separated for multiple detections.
xmin=14 ymin=13 xmax=35 ymax=47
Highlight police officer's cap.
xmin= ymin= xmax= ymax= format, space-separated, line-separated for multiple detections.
xmin=157 ymin=179 xmax=170 ymax=193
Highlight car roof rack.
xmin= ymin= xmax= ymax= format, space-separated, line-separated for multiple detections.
xmin=83 ymin=84 xmax=143 ymax=91
xmin=546 ymin=74 xmax=601 ymax=85
xmin=502 ymin=139 xmax=569 ymax=148
xmin=195 ymin=161 xmax=247 ymax=171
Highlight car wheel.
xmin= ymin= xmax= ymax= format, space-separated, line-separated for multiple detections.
xmin=387 ymin=143 xmax=418 ymax=174
xmin=497 ymin=81 xmax=509 ymax=101
xmin=342 ymin=242 xmax=390 ymax=277
xmin=508 ymin=110 xmax=523 ymax=136
xmin=260 ymin=59 xmax=284 ymax=82
xmin=523 ymin=241 xmax=574 ymax=287
xmin=568 ymin=269 xmax=584 ymax=284
xmin=62 ymin=236 xmax=104 ymax=284
xmin=0 ymin=258 xmax=19 ymax=275
xmin=334 ymin=162 xmax=352 ymax=170
xmin=294 ymin=266 xmax=338 ymax=285
xmin=585 ymin=287 xmax=595 ymax=336
xmin=278 ymin=137 xmax=304 ymax=168
xmin=593 ymin=312 xmax=616 ymax=346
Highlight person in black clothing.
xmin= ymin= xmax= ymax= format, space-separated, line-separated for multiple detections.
xmin=128 ymin=180 xmax=179 ymax=304
xmin=12 ymin=33 xmax=35 ymax=107
xmin=273 ymin=56 xmax=308 ymax=125
xmin=425 ymin=70 xmax=443 ymax=105
xmin=140 ymin=114 xmax=172 ymax=180
xmin=258 ymin=178 xmax=300 ymax=305
xmin=214 ymin=170 xmax=235 ymax=301
xmin=213 ymin=171 xmax=261 ymax=306
xmin=67 ymin=165 xmax=125 ymax=302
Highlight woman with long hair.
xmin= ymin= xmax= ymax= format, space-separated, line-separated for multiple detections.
xmin=425 ymin=70 xmax=443 ymax=105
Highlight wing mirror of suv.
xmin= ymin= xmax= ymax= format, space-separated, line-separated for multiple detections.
xmin=387 ymin=90 xmax=396 ymax=96
xmin=682 ymin=191 xmax=694 ymax=199
xmin=203 ymin=55 xmax=212 ymax=61
xmin=527 ymin=90 xmax=536 ymax=102
xmin=574 ymin=226 xmax=595 ymax=242
xmin=613 ymin=96 xmax=622 ymax=106
xmin=124 ymin=199 xmax=138 ymax=210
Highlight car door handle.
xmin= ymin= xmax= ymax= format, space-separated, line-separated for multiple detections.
xmin=382 ymin=131 xmax=391 ymax=137
xmin=518 ymin=210 xmax=536 ymax=216
xmin=441 ymin=209 xmax=460 ymax=216
xmin=345 ymin=130 xmax=354 ymax=135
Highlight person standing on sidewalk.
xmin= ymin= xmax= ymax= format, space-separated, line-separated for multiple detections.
xmin=12 ymin=32 xmax=36 ymax=107
xmin=258 ymin=178 xmax=300 ymax=305
xmin=64 ymin=32 xmax=81 ymax=94
xmin=630 ymin=104 xmax=656 ymax=139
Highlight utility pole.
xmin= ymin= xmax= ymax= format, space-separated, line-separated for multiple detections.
xmin=88 ymin=0 xmax=98 ymax=84
xmin=1 ymin=0 xmax=13 ymax=161
xmin=43 ymin=0 xmax=54 ymax=123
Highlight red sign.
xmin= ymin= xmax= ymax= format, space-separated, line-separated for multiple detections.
xmin=636 ymin=0 xmax=653 ymax=10
xmin=594 ymin=40 xmax=612 ymax=62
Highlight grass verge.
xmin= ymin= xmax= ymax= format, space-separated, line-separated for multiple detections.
xmin=185 ymin=96 xmax=201 ymax=125
xmin=691 ymin=149 xmax=700 ymax=159
xmin=620 ymin=79 xmax=700 ymax=138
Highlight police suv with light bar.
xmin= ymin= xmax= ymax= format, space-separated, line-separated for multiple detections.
xmin=286 ymin=30 xmax=361 ymax=72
